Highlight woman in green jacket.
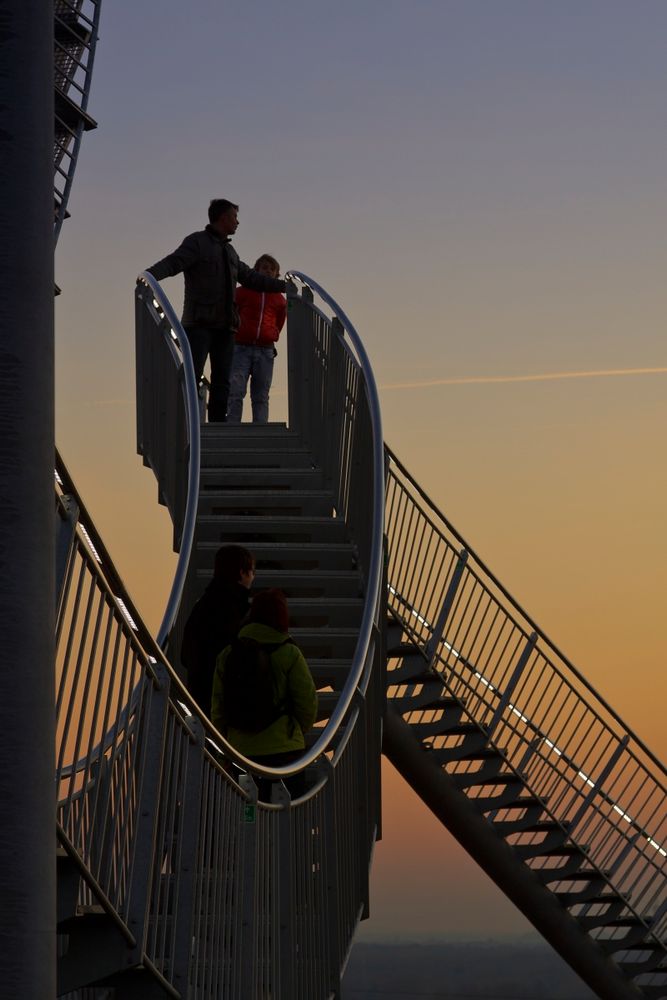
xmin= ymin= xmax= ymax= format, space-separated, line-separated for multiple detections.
xmin=211 ymin=588 xmax=318 ymax=798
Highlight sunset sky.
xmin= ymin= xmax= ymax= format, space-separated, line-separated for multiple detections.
xmin=55 ymin=1 xmax=666 ymax=943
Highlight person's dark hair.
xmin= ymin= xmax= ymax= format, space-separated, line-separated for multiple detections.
xmin=254 ymin=253 xmax=280 ymax=274
xmin=213 ymin=545 xmax=254 ymax=585
xmin=248 ymin=589 xmax=289 ymax=633
xmin=208 ymin=198 xmax=238 ymax=224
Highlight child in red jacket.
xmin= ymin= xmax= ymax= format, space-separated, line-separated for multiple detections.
xmin=227 ymin=254 xmax=287 ymax=423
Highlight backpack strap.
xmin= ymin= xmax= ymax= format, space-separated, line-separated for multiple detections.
xmin=260 ymin=636 xmax=296 ymax=728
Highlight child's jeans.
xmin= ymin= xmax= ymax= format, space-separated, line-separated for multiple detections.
xmin=227 ymin=344 xmax=276 ymax=423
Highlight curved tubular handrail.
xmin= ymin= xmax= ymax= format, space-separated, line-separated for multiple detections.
xmin=385 ymin=443 xmax=667 ymax=781
xmin=136 ymin=270 xmax=385 ymax=781
xmin=230 ymin=270 xmax=386 ymax=776
xmin=286 ymin=269 xmax=386 ymax=698
xmin=136 ymin=271 xmax=201 ymax=650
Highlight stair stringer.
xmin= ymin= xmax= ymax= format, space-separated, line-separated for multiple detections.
xmin=383 ymin=707 xmax=647 ymax=1000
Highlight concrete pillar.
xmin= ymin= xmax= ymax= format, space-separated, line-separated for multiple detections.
xmin=0 ymin=2 xmax=56 ymax=996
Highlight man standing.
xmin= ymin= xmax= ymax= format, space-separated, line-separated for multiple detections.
xmin=147 ymin=199 xmax=286 ymax=421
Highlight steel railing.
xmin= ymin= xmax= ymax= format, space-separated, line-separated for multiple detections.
xmin=135 ymin=271 xmax=385 ymax=782
xmin=53 ymin=271 xmax=386 ymax=996
xmin=384 ymin=445 xmax=667 ymax=958
xmin=53 ymin=0 xmax=100 ymax=241
xmin=135 ymin=271 xmax=201 ymax=648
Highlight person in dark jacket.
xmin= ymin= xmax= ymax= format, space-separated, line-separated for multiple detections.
xmin=146 ymin=199 xmax=286 ymax=422
xmin=181 ymin=544 xmax=255 ymax=713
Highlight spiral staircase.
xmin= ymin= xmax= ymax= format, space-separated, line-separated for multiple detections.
xmin=49 ymin=4 xmax=667 ymax=996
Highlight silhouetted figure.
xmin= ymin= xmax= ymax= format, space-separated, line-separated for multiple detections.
xmin=147 ymin=199 xmax=286 ymax=421
xmin=181 ymin=545 xmax=255 ymax=713
xmin=211 ymin=588 xmax=318 ymax=800
xmin=227 ymin=253 xmax=287 ymax=424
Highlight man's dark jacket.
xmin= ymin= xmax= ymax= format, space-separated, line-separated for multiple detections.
xmin=148 ymin=224 xmax=285 ymax=330
xmin=181 ymin=579 xmax=251 ymax=714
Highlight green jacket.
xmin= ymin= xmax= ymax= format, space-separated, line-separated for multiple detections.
xmin=211 ymin=623 xmax=318 ymax=757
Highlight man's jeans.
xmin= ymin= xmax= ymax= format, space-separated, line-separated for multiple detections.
xmin=184 ymin=326 xmax=235 ymax=422
xmin=227 ymin=344 xmax=276 ymax=424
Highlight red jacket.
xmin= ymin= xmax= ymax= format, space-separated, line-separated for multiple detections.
xmin=234 ymin=287 xmax=287 ymax=346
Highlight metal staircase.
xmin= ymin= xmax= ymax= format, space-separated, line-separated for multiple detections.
xmin=53 ymin=0 xmax=100 ymax=241
xmin=45 ymin=5 xmax=666 ymax=996
xmin=54 ymin=273 xmax=385 ymax=997
xmin=54 ymin=269 xmax=667 ymax=997
xmin=382 ymin=447 xmax=667 ymax=999
xmin=174 ymin=422 xmax=366 ymax=731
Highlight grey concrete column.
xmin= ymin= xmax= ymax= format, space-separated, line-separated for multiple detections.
xmin=0 ymin=2 xmax=55 ymax=997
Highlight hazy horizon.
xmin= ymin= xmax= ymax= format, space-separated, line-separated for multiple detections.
xmin=343 ymin=940 xmax=596 ymax=999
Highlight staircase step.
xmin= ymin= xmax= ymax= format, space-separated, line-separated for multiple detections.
xmin=387 ymin=680 xmax=447 ymax=714
xmin=447 ymin=753 xmax=508 ymax=788
xmin=525 ymin=847 xmax=590 ymax=881
xmin=290 ymin=628 xmax=360 ymax=659
xmin=196 ymin=540 xmax=359 ymax=572
xmin=404 ymin=701 xmax=467 ymax=740
xmin=467 ymin=776 xmax=533 ymax=812
xmin=195 ymin=513 xmax=349 ymax=545
xmin=454 ymin=770 xmax=522 ymax=792
xmin=441 ymin=743 xmax=505 ymax=764
xmin=309 ymin=658 xmax=351 ymax=690
xmin=427 ymin=724 xmax=489 ymax=756
xmin=548 ymin=870 xmax=609 ymax=903
xmin=573 ymin=896 xmax=629 ymax=929
xmin=615 ymin=948 xmax=666 ymax=974
xmin=488 ymin=799 xmax=550 ymax=834
xmin=596 ymin=918 xmax=653 ymax=953
xmin=199 ymin=489 xmax=335 ymax=518
xmin=505 ymin=822 xmax=570 ymax=859
xmin=283 ymin=596 xmax=363 ymax=628
xmin=200 ymin=446 xmax=314 ymax=469
xmin=192 ymin=567 xmax=361 ymax=601
xmin=385 ymin=655 xmax=433 ymax=686
xmin=387 ymin=641 xmax=425 ymax=659
xmin=200 ymin=467 xmax=324 ymax=490
xmin=253 ymin=569 xmax=363 ymax=599
xmin=200 ymin=421 xmax=294 ymax=442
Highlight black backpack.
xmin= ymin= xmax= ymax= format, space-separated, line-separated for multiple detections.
xmin=221 ymin=636 xmax=292 ymax=733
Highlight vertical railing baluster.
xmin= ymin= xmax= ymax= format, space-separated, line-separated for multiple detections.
xmin=568 ymin=736 xmax=630 ymax=833
xmin=171 ymin=714 xmax=205 ymax=997
xmin=239 ymin=774 xmax=259 ymax=999
xmin=486 ymin=632 xmax=538 ymax=740
xmin=424 ymin=548 xmax=469 ymax=664
xmin=271 ymin=782 xmax=294 ymax=1000
xmin=124 ymin=664 xmax=169 ymax=958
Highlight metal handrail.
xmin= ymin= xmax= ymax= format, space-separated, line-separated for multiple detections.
xmin=284 ymin=271 xmax=386 ymax=687
xmin=385 ymin=444 xmax=667 ymax=782
xmin=135 ymin=271 xmax=385 ymax=780
xmin=384 ymin=447 xmax=667 ymax=950
xmin=136 ymin=272 xmax=201 ymax=649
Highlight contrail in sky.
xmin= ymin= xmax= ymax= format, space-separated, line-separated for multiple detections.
xmin=378 ymin=366 xmax=667 ymax=391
